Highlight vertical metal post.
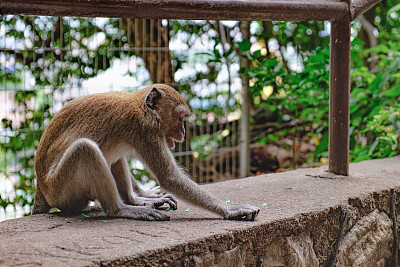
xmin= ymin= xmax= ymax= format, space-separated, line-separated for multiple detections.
xmin=240 ymin=21 xmax=250 ymax=178
xmin=329 ymin=18 xmax=351 ymax=176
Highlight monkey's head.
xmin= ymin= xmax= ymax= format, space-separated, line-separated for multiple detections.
xmin=145 ymin=84 xmax=191 ymax=149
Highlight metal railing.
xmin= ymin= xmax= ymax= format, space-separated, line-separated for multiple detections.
xmin=1 ymin=0 xmax=383 ymax=176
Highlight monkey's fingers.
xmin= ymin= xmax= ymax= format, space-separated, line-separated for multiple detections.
xmin=225 ymin=204 xmax=260 ymax=221
xmin=142 ymin=187 xmax=176 ymax=202
xmin=163 ymin=194 xmax=178 ymax=209
xmin=152 ymin=186 xmax=161 ymax=192
xmin=234 ymin=210 xmax=259 ymax=221
xmin=118 ymin=205 xmax=170 ymax=221
xmin=143 ymin=186 xmax=163 ymax=198
xmin=152 ymin=188 xmax=177 ymax=200
xmin=230 ymin=211 xmax=257 ymax=221
xmin=153 ymin=196 xmax=178 ymax=210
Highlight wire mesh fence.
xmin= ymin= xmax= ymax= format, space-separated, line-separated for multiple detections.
xmin=0 ymin=16 xmax=243 ymax=220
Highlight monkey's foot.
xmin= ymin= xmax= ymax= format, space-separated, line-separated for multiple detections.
xmin=141 ymin=186 xmax=163 ymax=198
xmin=135 ymin=194 xmax=178 ymax=210
xmin=115 ymin=205 xmax=170 ymax=221
xmin=224 ymin=204 xmax=260 ymax=221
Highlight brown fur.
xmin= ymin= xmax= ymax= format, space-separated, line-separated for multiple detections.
xmin=33 ymin=84 xmax=259 ymax=221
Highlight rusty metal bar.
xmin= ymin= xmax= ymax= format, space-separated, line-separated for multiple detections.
xmin=350 ymin=0 xmax=382 ymax=20
xmin=240 ymin=21 xmax=250 ymax=178
xmin=1 ymin=0 xmax=384 ymax=179
xmin=329 ymin=18 xmax=351 ymax=176
xmin=1 ymin=0 xmax=348 ymax=21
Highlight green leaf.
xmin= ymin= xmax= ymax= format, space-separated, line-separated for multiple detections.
xmin=373 ymin=44 xmax=390 ymax=54
xmin=237 ymin=39 xmax=251 ymax=52
xmin=314 ymin=133 xmax=329 ymax=156
xmin=353 ymin=153 xmax=372 ymax=162
xmin=382 ymin=88 xmax=400 ymax=98
xmin=253 ymin=50 xmax=261 ymax=58
xmin=368 ymin=140 xmax=379 ymax=155
xmin=387 ymin=3 xmax=400 ymax=19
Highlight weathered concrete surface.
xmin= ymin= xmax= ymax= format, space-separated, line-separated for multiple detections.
xmin=1 ymin=156 xmax=399 ymax=266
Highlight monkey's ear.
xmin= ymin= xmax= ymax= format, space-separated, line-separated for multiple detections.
xmin=146 ymin=87 xmax=163 ymax=110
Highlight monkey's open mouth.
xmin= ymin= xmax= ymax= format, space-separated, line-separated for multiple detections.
xmin=166 ymin=137 xmax=175 ymax=149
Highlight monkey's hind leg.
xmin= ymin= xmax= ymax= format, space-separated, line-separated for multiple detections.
xmin=45 ymin=138 xmax=169 ymax=221
xmin=32 ymin=184 xmax=51 ymax=214
xmin=111 ymin=157 xmax=177 ymax=210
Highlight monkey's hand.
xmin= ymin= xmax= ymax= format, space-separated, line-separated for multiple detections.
xmin=116 ymin=205 xmax=170 ymax=221
xmin=141 ymin=186 xmax=176 ymax=202
xmin=223 ymin=204 xmax=260 ymax=221
xmin=134 ymin=194 xmax=178 ymax=210
xmin=140 ymin=186 xmax=163 ymax=198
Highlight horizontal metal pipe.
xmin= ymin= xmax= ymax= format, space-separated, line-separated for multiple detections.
xmin=2 ymin=0 xmax=348 ymax=21
xmin=350 ymin=0 xmax=382 ymax=20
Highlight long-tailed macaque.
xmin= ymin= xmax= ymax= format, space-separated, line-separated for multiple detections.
xmin=32 ymin=84 xmax=260 ymax=221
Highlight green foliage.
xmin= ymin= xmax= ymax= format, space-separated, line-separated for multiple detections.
xmin=169 ymin=20 xmax=241 ymax=115
xmin=352 ymin=105 xmax=400 ymax=161
xmin=246 ymin=30 xmax=331 ymax=161
xmin=241 ymin=2 xmax=400 ymax=164
xmin=350 ymin=39 xmax=400 ymax=162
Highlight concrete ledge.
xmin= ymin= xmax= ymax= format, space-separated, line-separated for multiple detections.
xmin=1 ymin=157 xmax=400 ymax=266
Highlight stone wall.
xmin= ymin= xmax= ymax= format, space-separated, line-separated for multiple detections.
xmin=0 ymin=156 xmax=399 ymax=266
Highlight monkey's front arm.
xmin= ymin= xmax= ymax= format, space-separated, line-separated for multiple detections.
xmin=137 ymin=140 xmax=260 ymax=221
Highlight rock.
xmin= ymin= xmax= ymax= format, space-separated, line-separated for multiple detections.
xmin=262 ymin=231 xmax=319 ymax=267
xmin=336 ymin=210 xmax=393 ymax=266
xmin=1 ymin=156 xmax=399 ymax=266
